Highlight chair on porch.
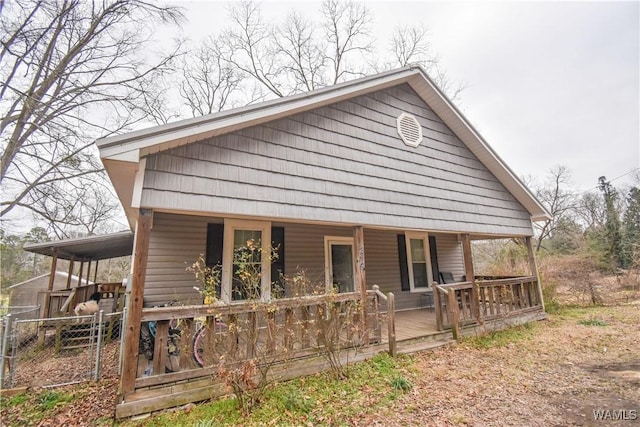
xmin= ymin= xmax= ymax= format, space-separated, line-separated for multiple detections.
xmin=436 ymin=271 xmax=460 ymax=312
xmin=439 ymin=272 xmax=454 ymax=284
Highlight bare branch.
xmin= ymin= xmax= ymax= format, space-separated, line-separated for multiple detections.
xmin=321 ymin=0 xmax=373 ymax=84
xmin=0 ymin=0 xmax=183 ymax=231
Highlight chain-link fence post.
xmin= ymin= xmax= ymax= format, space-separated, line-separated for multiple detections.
xmin=0 ymin=314 xmax=11 ymax=388
xmin=94 ymin=310 xmax=104 ymax=380
xmin=118 ymin=307 xmax=127 ymax=376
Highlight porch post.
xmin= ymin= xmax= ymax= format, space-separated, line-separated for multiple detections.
xmin=66 ymin=258 xmax=74 ymax=289
xmin=94 ymin=260 xmax=99 ymax=283
xmin=42 ymin=252 xmax=57 ymax=317
xmin=119 ymin=209 xmax=153 ymax=398
xmin=40 ymin=252 xmax=57 ymax=338
xmin=525 ymin=236 xmax=545 ymax=311
xmin=71 ymin=261 xmax=85 ymax=312
xmin=86 ymin=260 xmax=92 ymax=288
xmin=353 ymin=226 xmax=368 ymax=344
xmin=77 ymin=261 xmax=84 ymax=287
xmin=461 ymin=234 xmax=480 ymax=319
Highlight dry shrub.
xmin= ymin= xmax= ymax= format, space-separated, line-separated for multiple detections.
xmin=538 ymin=254 xmax=639 ymax=305
xmin=472 ymin=239 xmax=530 ymax=277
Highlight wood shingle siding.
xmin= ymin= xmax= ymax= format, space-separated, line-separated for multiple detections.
xmin=142 ymin=85 xmax=533 ymax=236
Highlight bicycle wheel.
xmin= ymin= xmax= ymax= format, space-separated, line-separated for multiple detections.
xmin=192 ymin=320 xmax=228 ymax=368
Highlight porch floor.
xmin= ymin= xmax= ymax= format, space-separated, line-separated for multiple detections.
xmin=382 ymin=307 xmax=440 ymax=342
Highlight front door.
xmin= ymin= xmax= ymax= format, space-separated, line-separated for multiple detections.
xmin=326 ymin=239 xmax=354 ymax=293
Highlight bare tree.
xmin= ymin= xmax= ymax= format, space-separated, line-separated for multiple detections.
xmin=273 ymin=11 xmax=327 ymax=92
xmin=0 ymin=0 xmax=182 ymax=228
xmin=179 ymin=37 xmax=245 ymax=117
xmin=214 ymin=0 xmax=374 ymax=99
xmin=389 ymin=24 xmax=435 ymax=68
xmin=428 ymin=62 xmax=465 ymax=102
xmin=321 ymin=0 xmax=373 ymax=84
xmin=533 ymin=165 xmax=578 ymax=252
xmin=384 ymin=24 xmax=463 ymax=101
xmin=577 ymin=191 xmax=606 ymax=231
xmin=212 ymin=1 xmax=458 ymax=103
xmin=28 ymin=177 xmax=122 ymax=239
xmin=218 ymin=0 xmax=285 ymax=99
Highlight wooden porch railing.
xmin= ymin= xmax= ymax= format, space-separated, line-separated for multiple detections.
xmin=132 ymin=291 xmax=384 ymax=392
xmin=38 ymin=283 xmax=99 ymax=318
xmin=477 ymin=276 xmax=541 ymax=320
xmin=368 ymin=285 xmax=395 ymax=356
xmin=38 ymin=282 xmax=123 ymax=319
xmin=434 ymin=276 xmax=542 ymax=338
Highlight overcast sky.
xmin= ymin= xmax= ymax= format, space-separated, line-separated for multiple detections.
xmin=177 ymin=0 xmax=640 ymax=192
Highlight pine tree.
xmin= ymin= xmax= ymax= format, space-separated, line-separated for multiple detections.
xmin=623 ymin=187 xmax=640 ymax=268
xmin=598 ymin=177 xmax=624 ymax=270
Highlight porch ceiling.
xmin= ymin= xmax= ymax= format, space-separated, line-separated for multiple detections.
xmin=23 ymin=231 xmax=134 ymax=261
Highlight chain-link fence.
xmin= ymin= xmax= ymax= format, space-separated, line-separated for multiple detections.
xmin=1 ymin=309 xmax=125 ymax=389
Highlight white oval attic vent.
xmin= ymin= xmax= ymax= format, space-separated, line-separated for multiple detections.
xmin=396 ymin=112 xmax=423 ymax=147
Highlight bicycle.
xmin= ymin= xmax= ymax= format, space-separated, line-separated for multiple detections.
xmin=140 ymin=301 xmax=183 ymax=375
xmin=140 ymin=301 xmax=231 ymax=371
xmin=192 ymin=317 xmax=229 ymax=368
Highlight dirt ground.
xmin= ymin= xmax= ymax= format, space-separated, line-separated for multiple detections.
xmin=2 ymin=301 xmax=639 ymax=426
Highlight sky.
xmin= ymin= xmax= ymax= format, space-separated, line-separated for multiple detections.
xmin=175 ymin=0 xmax=640 ymax=193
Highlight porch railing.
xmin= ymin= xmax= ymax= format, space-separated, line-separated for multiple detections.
xmin=133 ymin=291 xmax=384 ymax=391
xmin=368 ymin=285 xmax=396 ymax=356
xmin=38 ymin=283 xmax=98 ymax=318
xmin=434 ymin=275 xmax=542 ymax=338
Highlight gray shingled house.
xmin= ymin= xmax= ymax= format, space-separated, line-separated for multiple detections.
xmin=97 ymin=66 xmax=550 ymax=417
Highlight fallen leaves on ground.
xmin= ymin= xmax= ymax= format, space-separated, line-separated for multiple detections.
xmin=354 ymin=303 xmax=640 ymax=426
xmin=2 ymin=304 xmax=638 ymax=426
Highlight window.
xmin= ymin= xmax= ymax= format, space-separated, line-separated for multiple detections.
xmin=405 ymin=232 xmax=433 ymax=292
xmin=221 ymin=219 xmax=271 ymax=302
xmin=231 ymin=229 xmax=262 ymax=300
xmin=324 ymin=236 xmax=355 ymax=293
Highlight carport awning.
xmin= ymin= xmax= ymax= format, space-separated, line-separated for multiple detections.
xmin=23 ymin=231 xmax=134 ymax=261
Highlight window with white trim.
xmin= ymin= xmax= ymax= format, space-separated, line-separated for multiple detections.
xmin=405 ymin=231 xmax=433 ymax=292
xmin=221 ymin=219 xmax=272 ymax=302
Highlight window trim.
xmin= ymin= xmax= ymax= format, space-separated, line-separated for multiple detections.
xmin=324 ymin=236 xmax=356 ymax=293
xmin=405 ymin=231 xmax=433 ymax=292
xmin=221 ymin=219 xmax=272 ymax=303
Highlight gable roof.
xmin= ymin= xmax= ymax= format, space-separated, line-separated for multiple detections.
xmin=97 ymin=66 xmax=550 ymax=227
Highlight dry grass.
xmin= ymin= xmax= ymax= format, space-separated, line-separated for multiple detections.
xmin=357 ymin=303 xmax=640 ymax=426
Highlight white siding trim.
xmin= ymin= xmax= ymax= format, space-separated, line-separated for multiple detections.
xmin=323 ymin=236 xmax=355 ymax=292
xmin=405 ymin=231 xmax=433 ymax=292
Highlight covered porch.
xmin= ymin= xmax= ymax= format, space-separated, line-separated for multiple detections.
xmin=22 ymin=232 xmax=134 ymax=320
xmin=113 ymin=209 xmax=546 ymax=418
